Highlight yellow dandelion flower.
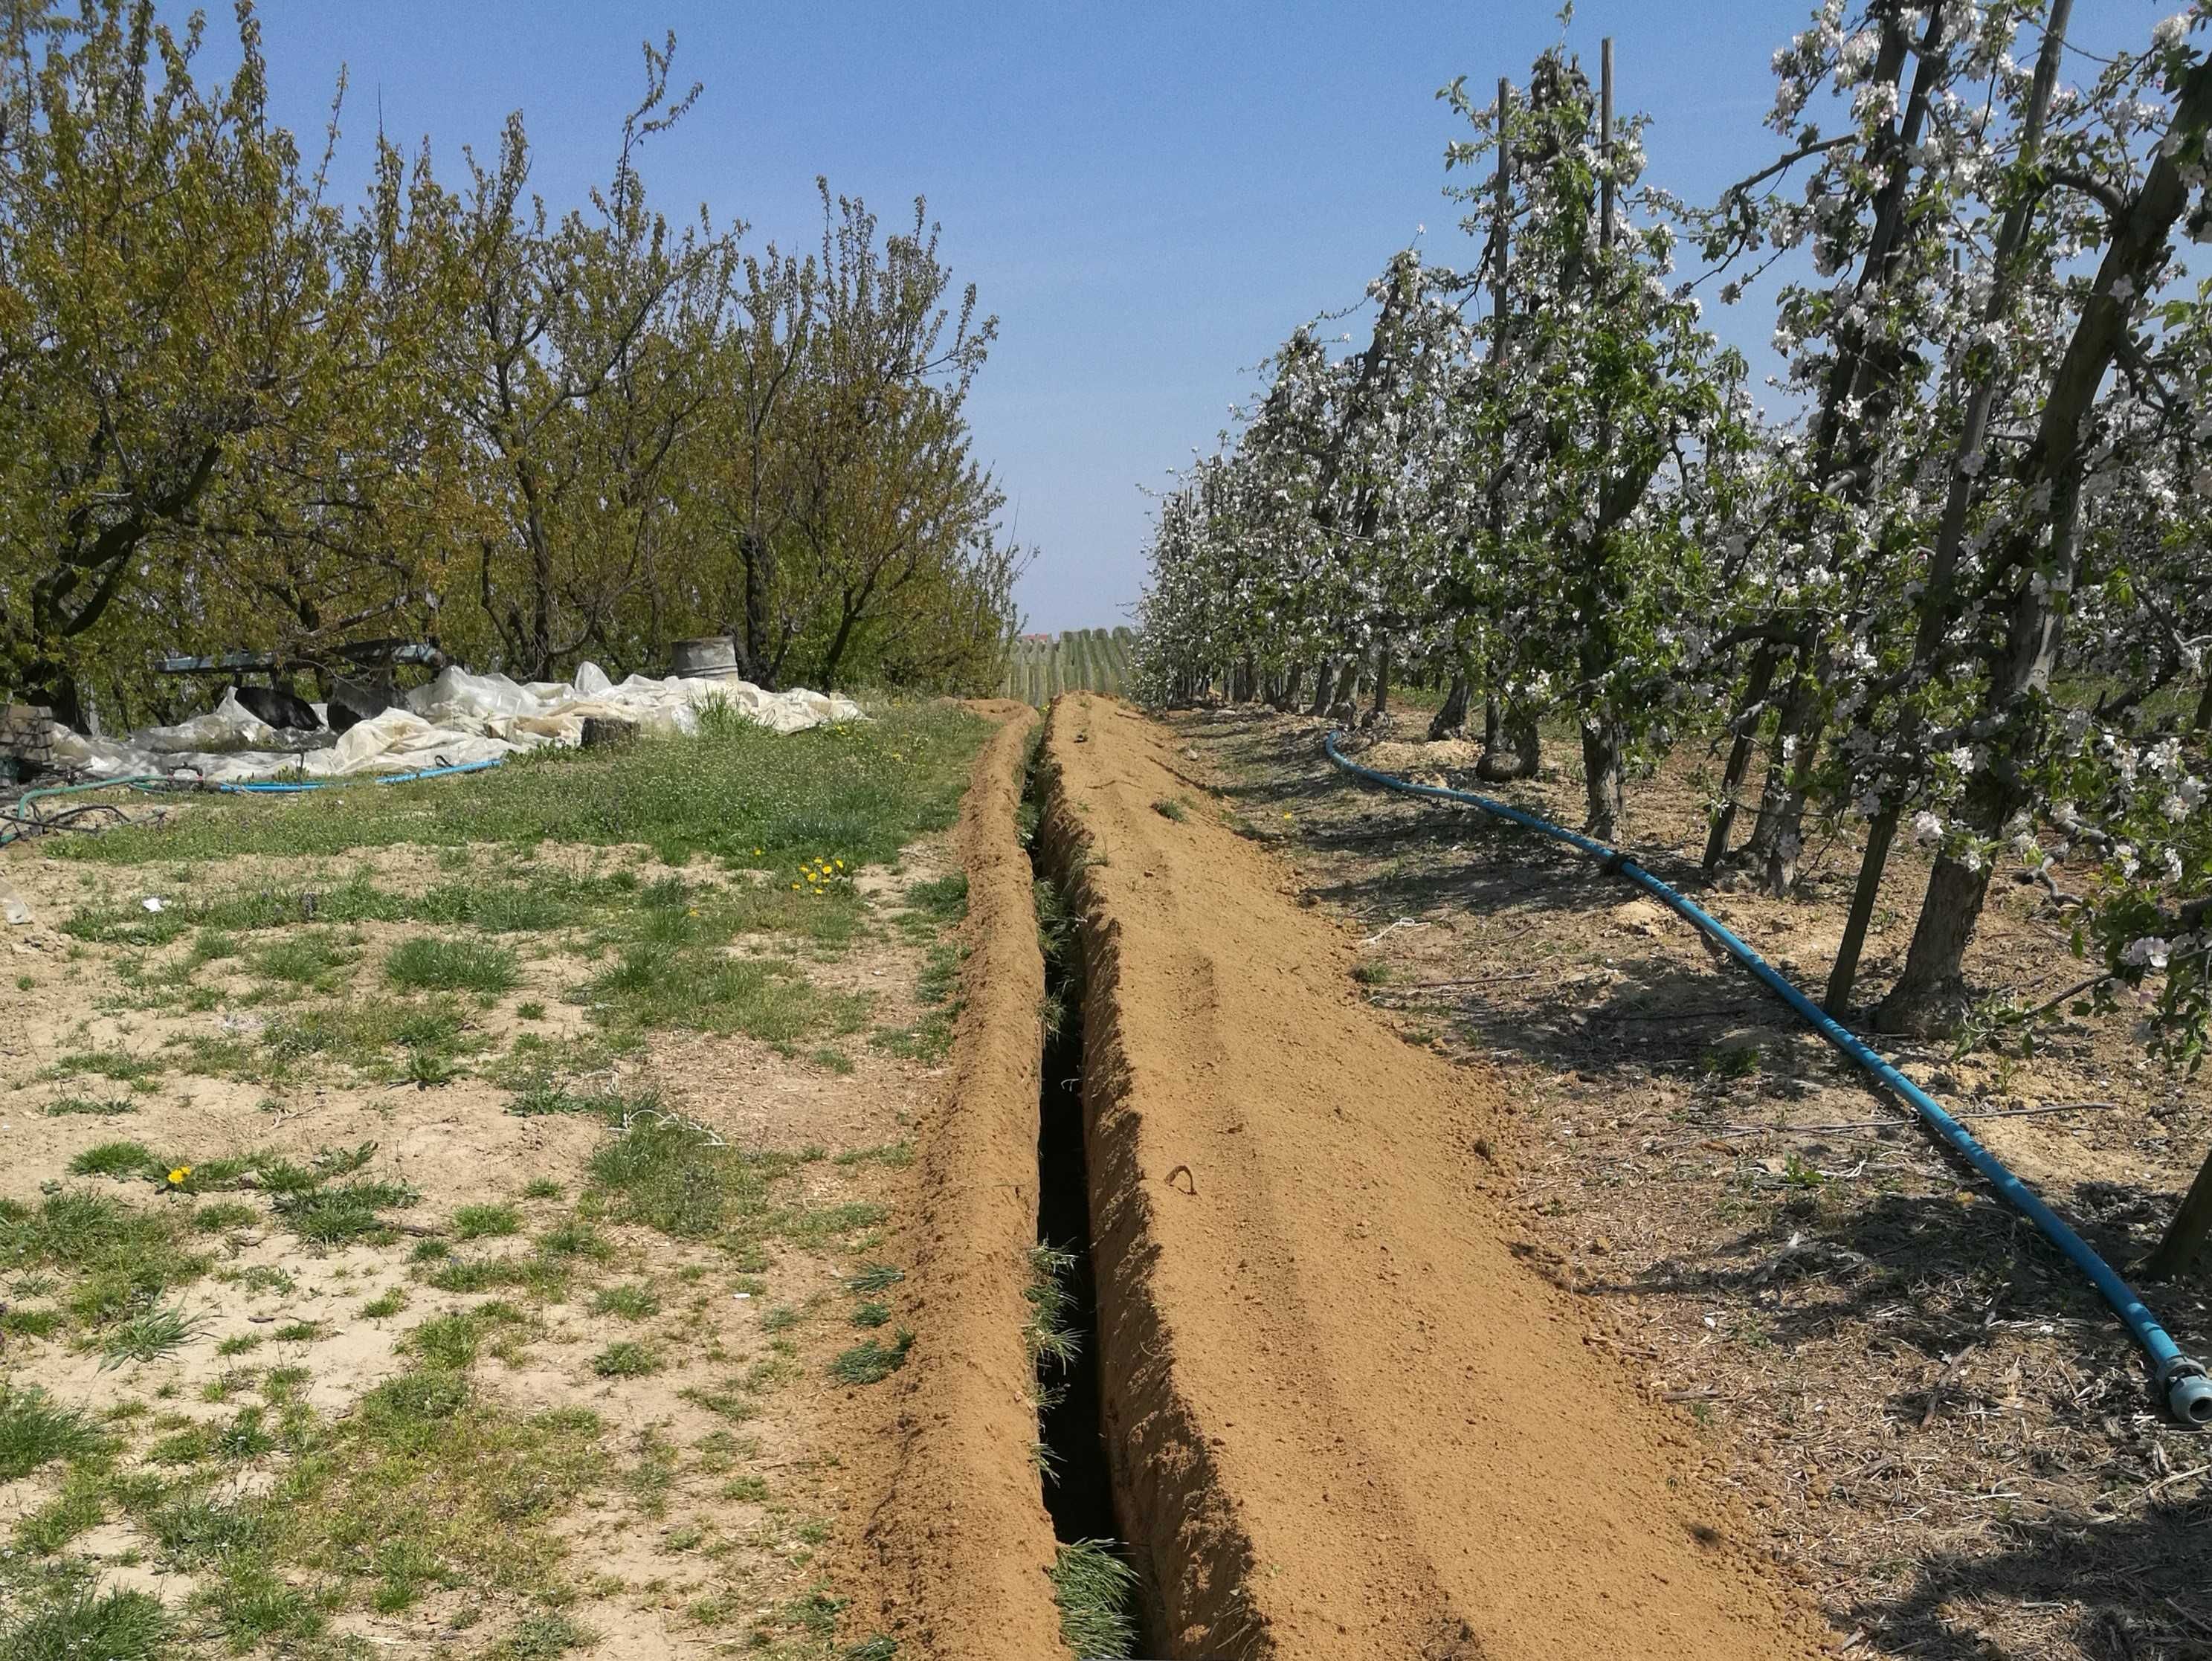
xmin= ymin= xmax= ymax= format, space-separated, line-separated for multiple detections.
xmin=167 ymin=1166 xmax=191 ymax=1185
xmin=791 ymin=883 xmax=802 ymax=891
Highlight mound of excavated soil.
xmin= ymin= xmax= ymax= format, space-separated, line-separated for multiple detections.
xmin=849 ymin=701 xmax=1066 ymax=1660
xmin=1042 ymin=694 xmax=1833 ymax=1661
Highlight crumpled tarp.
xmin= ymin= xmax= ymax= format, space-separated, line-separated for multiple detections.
xmin=42 ymin=664 xmax=864 ymax=784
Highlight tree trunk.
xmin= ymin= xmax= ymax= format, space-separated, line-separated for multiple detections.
xmin=1282 ymin=664 xmax=1304 ymax=712
xmin=1581 ymin=718 xmax=1625 ymax=842
xmin=1825 ymin=805 xmax=1899 ymax=1016
xmin=1309 ymin=661 xmax=1338 ymax=717
xmin=1701 ymin=643 xmax=1780 ymax=875
xmin=1759 ymin=719 xmax=1822 ymax=897
xmin=2195 ymin=675 xmax=2212 ymax=736
xmin=740 ymin=528 xmax=773 ymax=687
xmin=1430 ymin=668 xmax=1471 ymax=740
xmin=1743 ymin=659 xmax=1816 ymax=868
xmin=1477 ymin=702 xmax=1541 ymax=781
xmin=1367 ymin=648 xmax=1392 ymax=723
xmin=1873 ymin=854 xmax=1991 ymax=1035
xmin=2143 ymin=1141 xmax=2212 ymax=1280
xmin=1877 ymin=38 xmax=2212 ymax=1036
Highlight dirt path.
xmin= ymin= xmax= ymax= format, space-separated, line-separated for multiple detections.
xmin=848 ymin=700 xmax=1067 ymax=1659
xmin=1042 ymin=694 xmax=1834 ymax=1660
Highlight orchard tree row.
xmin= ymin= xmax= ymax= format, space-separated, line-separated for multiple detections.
xmin=0 ymin=1 xmax=1026 ymax=726
xmin=1135 ymin=0 xmax=2212 ymax=1067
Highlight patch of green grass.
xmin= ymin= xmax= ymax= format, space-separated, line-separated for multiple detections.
xmin=1150 ymin=796 xmax=1188 ymax=822
xmin=515 ymin=999 xmax=547 ymax=1020
xmin=522 ymin=1177 xmax=564 ymax=1200
xmin=215 ymin=1334 xmax=263 ymax=1358
xmin=193 ymin=1201 xmax=259 ymax=1232
xmin=583 ymin=943 xmax=865 ymax=1047
xmin=849 ymin=1300 xmax=891 ymax=1329
xmin=0 ymin=1384 xmax=108 ymax=1480
xmin=587 ymin=1112 xmax=787 ymax=1242
xmin=537 ymin=1219 xmax=610 ymax=1262
xmin=1050 ymin=1539 xmax=1141 ymax=1661
xmin=203 ymin=1556 xmax=324 ymax=1650
xmin=0 ymin=1189 xmax=208 ymax=1324
xmin=828 ymin=1331 xmax=912 ymax=1385
xmin=1352 ymin=960 xmax=1394 ymax=986
xmin=1 ymin=1307 xmax=63 ymax=1340
xmin=491 ymin=1612 xmax=596 ymax=1659
xmin=591 ymin=1341 xmax=660 ymax=1378
xmin=1700 ymin=1042 xmax=1763 ymax=1080
xmin=409 ymin=1313 xmax=486 ymax=1370
xmin=271 ymin=1167 xmax=418 ymax=1247
xmin=42 ymin=1096 xmax=137 ymax=1117
xmin=251 ymin=929 xmax=357 ymax=990
xmin=386 ymin=935 xmax=521 ymax=995
xmin=845 ymin=1263 xmax=904 ymax=1295
xmin=454 ymin=1203 xmax=523 ymax=1241
xmin=149 ymin=1423 xmax=216 ymax=1465
xmin=271 ymin=1321 xmax=322 ymax=1344
xmin=590 ymin=1283 xmax=660 ymax=1320
xmin=100 ymin=1297 xmax=208 ymax=1370
xmin=66 ymin=1140 xmax=155 ymax=1178
xmin=361 ymin=1287 xmax=409 ymax=1319
xmin=42 ymin=1049 xmax=163 ymax=1086
xmin=834 ymin=1142 xmax=913 ymax=1172
xmin=144 ymin=1492 xmax=271 ymax=1567
xmin=0 ymin=1588 xmax=170 ymax=1660
xmin=59 ymin=705 xmax=988 ymax=874
xmin=14 ymin=1466 xmax=107 ymax=1555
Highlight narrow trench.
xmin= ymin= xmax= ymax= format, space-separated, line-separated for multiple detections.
xmin=1028 ymin=768 xmax=1157 ymax=1657
xmin=1034 ymin=944 xmax=1115 ymax=1542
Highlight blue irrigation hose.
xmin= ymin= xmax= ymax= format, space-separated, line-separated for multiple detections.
xmin=213 ymin=757 xmax=506 ymax=793
xmin=1322 ymin=731 xmax=2212 ymax=1427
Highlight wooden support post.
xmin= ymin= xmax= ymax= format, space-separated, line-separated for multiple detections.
xmin=1600 ymin=38 xmax=1616 ymax=252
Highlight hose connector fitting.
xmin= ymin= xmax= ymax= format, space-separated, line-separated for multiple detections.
xmin=2161 ymin=1356 xmax=2212 ymax=1428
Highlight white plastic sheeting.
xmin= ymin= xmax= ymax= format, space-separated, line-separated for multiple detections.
xmin=42 ymin=665 xmax=864 ymax=784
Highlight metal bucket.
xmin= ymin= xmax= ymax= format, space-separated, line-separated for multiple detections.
xmin=668 ymin=636 xmax=740 ymax=679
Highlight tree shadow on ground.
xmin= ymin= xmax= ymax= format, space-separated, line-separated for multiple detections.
xmin=1844 ymin=1509 xmax=2212 ymax=1661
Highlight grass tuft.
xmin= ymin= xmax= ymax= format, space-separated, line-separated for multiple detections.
xmin=828 ymin=1330 xmax=913 ymax=1385
xmin=0 ymin=1588 xmax=170 ymax=1661
xmin=1049 ymin=1539 xmax=1141 ymax=1661
xmin=0 ymin=1384 xmax=107 ymax=1480
xmin=65 ymin=1140 xmax=155 ymax=1178
xmin=386 ymin=936 xmax=521 ymax=995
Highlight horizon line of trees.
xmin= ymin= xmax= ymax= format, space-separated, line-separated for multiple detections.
xmin=0 ymin=0 xmax=1028 ymax=731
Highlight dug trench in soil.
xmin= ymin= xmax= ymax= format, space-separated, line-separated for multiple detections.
xmin=848 ymin=701 xmax=1070 ymax=1660
xmin=1038 ymin=692 xmax=1837 ymax=1661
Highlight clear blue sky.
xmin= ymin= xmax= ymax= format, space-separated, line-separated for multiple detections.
xmin=216 ymin=1 xmax=2171 ymax=631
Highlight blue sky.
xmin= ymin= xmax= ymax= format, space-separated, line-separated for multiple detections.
xmin=216 ymin=1 xmax=2173 ymax=631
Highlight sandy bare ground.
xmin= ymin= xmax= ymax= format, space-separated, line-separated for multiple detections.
xmin=1 ymin=806 xmax=967 ymax=1657
xmin=1038 ymin=694 xmax=1831 ymax=1660
xmin=1170 ymin=699 xmax=2212 ymax=1661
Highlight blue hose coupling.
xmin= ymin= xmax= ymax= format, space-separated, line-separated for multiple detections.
xmin=2161 ymin=1357 xmax=2212 ymax=1428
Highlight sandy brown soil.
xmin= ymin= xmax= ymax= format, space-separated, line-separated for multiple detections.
xmin=1169 ymin=700 xmax=2212 ymax=1661
xmin=1 ymin=811 xmax=968 ymax=1654
xmin=843 ymin=700 xmax=1069 ymax=1660
xmin=1040 ymin=693 xmax=1832 ymax=1661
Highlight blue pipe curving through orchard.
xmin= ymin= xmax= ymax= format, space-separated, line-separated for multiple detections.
xmin=213 ymin=757 xmax=506 ymax=794
xmin=1322 ymin=730 xmax=2212 ymax=1427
